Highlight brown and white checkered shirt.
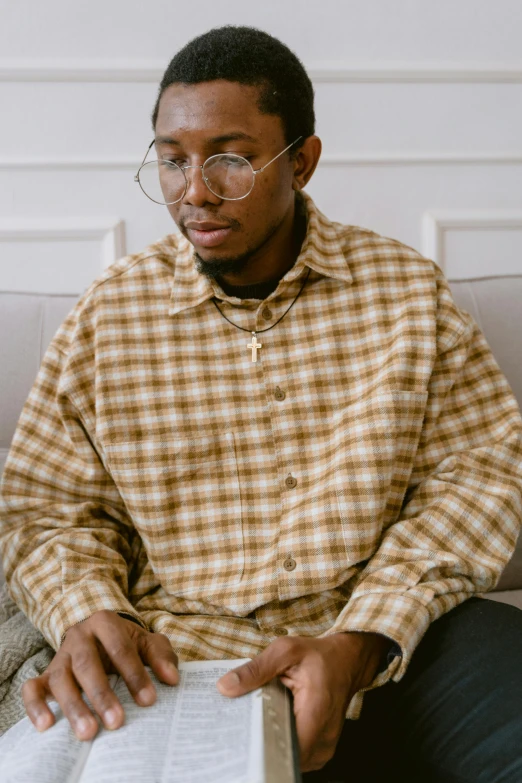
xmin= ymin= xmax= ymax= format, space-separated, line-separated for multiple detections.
xmin=1 ymin=192 xmax=521 ymax=719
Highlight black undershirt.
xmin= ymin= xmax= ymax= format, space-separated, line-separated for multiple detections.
xmin=217 ymin=277 xmax=281 ymax=300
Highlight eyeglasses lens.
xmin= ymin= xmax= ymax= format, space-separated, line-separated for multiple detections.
xmin=203 ymin=155 xmax=254 ymax=199
xmin=138 ymin=161 xmax=185 ymax=205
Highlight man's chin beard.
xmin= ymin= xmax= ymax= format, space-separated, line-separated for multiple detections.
xmin=194 ymin=250 xmax=253 ymax=281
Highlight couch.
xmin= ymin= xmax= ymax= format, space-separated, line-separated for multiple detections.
xmin=1 ymin=276 xmax=522 ymax=609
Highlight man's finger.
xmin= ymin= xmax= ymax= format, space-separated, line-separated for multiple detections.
xmin=22 ymin=676 xmax=56 ymax=732
xmin=216 ymin=638 xmax=297 ymax=696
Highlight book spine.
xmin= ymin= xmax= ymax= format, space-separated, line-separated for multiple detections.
xmin=262 ymin=678 xmax=301 ymax=783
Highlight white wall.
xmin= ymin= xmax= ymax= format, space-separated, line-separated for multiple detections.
xmin=1 ymin=0 xmax=521 ymax=295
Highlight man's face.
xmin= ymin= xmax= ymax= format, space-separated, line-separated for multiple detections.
xmin=154 ymin=80 xmax=298 ymax=277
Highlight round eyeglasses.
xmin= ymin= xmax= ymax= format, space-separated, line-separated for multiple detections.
xmin=134 ymin=136 xmax=302 ymax=205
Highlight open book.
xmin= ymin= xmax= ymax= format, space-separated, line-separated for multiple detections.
xmin=0 ymin=659 xmax=301 ymax=783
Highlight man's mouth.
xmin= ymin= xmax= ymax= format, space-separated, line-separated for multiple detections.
xmin=185 ymin=221 xmax=233 ymax=248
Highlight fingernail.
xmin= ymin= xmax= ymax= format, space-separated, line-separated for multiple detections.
xmin=137 ymin=686 xmax=155 ymax=705
xmin=218 ymin=671 xmax=240 ymax=692
xmin=35 ymin=714 xmax=49 ymax=731
xmin=104 ymin=707 xmax=119 ymax=728
xmin=76 ymin=717 xmax=92 ymax=736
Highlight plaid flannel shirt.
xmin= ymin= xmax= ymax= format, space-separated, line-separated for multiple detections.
xmin=1 ymin=192 xmax=521 ymax=719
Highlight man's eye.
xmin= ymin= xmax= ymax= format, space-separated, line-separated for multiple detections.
xmin=219 ymin=153 xmax=255 ymax=162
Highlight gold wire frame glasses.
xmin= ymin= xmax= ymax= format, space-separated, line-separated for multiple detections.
xmin=134 ymin=136 xmax=302 ymax=205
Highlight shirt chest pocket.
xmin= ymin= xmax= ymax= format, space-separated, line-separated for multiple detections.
xmin=333 ymin=387 xmax=429 ymax=563
xmin=105 ymin=431 xmax=244 ymax=597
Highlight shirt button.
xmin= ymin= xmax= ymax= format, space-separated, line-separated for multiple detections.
xmin=274 ymin=627 xmax=289 ymax=636
xmin=262 ymin=306 xmax=273 ymax=320
xmin=283 ymin=557 xmax=296 ymax=571
xmin=274 ymin=386 xmax=286 ymax=401
xmin=285 ymin=474 xmax=297 ymax=488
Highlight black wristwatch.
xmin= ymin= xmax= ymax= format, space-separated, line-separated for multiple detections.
xmin=378 ymin=641 xmax=402 ymax=673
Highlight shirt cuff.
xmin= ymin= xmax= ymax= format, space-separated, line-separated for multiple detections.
xmin=43 ymin=582 xmax=149 ymax=649
xmin=317 ymin=590 xmax=433 ymax=719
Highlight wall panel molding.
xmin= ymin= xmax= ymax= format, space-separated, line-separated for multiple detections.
xmin=2 ymin=153 xmax=522 ymax=170
xmin=0 ymin=217 xmax=126 ymax=270
xmin=1 ymin=60 xmax=522 ymax=83
xmin=422 ymin=210 xmax=522 ymax=271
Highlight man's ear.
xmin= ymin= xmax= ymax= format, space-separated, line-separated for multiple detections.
xmin=292 ymin=135 xmax=322 ymax=191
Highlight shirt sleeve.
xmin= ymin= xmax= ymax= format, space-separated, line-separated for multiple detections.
xmin=0 ymin=335 xmax=149 ymax=650
xmin=319 ymin=266 xmax=522 ymax=719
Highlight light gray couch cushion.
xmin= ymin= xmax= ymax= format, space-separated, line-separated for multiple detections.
xmin=448 ymin=276 xmax=522 ymax=412
xmin=0 ymin=293 xmax=79 ymax=475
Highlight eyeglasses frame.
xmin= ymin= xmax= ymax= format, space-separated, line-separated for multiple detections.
xmin=134 ymin=135 xmax=303 ymax=204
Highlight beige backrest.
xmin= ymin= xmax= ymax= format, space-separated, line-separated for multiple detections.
xmin=1 ymin=275 xmax=521 ymax=589
xmin=0 ymin=293 xmax=79 ymax=475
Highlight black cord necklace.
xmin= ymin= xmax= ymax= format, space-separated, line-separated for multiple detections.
xmin=212 ymin=267 xmax=311 ymax=362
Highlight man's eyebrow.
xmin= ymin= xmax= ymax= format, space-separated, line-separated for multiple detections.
xmin=208 ymin=132 xmax=259 ymax=144
xmin=154 ymin=132 xmax=259 ymax=145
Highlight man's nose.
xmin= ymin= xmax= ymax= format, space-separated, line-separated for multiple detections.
xmin=182 ymin=165 xmax=221 ymax=207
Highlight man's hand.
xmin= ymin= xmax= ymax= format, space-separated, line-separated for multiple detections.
xmin=22 ymin=610 xmax=179 ymax=741
xmin=216 ymin=631 xmax=390 ymax=773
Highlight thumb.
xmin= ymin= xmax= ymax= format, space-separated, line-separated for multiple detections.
xmin=217 ymin=649 xmax=282 ymax=697
xmin=216 ymin=669 xmax=243 ymax=695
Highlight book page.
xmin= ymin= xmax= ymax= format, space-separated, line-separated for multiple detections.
xmin=0 ymin=673 xmax=119 ymax=783
xmin=76 ymin=660 xmax=264 ymax=783
xmin=159 ymin=660 xmax=264 ymax=783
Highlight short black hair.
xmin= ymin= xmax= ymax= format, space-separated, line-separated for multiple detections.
xmin=151 ymin=26 xmax=315 ymax=149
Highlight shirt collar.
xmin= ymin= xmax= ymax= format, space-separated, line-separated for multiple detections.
xmin=168 ymin=191 xmax=352 ymax=317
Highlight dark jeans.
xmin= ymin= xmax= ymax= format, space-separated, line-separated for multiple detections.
xmin=302 ymin=597 xmax=522 ymax=783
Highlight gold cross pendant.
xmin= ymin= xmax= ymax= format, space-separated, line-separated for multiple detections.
xmin=248 ymin=332 xmax=262 ymax=362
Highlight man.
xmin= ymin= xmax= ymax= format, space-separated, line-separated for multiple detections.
xmin=1 ymin=25 xmax=522 ymax=781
